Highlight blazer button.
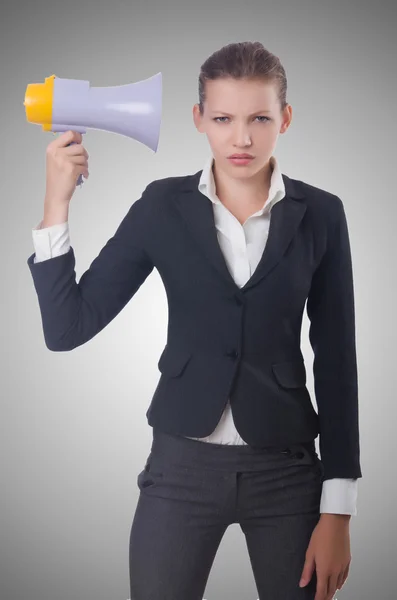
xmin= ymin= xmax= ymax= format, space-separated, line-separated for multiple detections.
xmin=293 ymin=451 xmax=305 ymax=459
xmin=225 ymin=349 xmax=238 ymax=359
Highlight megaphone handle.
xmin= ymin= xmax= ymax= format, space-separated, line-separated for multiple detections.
xmin=66 ymin=141 xmax=83 ymax=187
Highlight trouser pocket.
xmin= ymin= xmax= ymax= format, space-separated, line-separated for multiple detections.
xmin=137 ymin=451 xmax=164 ymax=490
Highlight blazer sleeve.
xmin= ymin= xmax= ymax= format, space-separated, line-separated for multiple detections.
xmin=27 ymin=182 xmax=156 ymax=351
xmin=306 ymin=195 xmax=362 ymax=481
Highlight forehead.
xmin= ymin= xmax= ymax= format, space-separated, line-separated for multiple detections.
xmin=205 ymin=78 xmax=278 ymax=109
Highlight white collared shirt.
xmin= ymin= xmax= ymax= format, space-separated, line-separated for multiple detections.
xmin=30 ymin=153 xmax=358 ymax=515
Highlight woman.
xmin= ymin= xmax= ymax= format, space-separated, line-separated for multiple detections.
xmin=28 ymin=42 xmax=362 ymax=600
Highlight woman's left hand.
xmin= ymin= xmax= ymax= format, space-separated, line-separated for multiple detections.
xmin=299 ymin=514 xmax=352 ymax=600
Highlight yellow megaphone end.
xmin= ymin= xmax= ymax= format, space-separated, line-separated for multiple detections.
xmin=24 ymin=74 xmax=56 ymax=129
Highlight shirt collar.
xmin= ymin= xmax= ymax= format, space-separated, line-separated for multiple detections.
xmin=198 ymin=153 xmax=285 ymax=214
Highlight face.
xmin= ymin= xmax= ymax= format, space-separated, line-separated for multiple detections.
xmin=193 ymin=78 xmax=292 ymax=180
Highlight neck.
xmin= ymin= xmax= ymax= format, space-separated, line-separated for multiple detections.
xmin=212 ymin=158 xmax=273 ymax=207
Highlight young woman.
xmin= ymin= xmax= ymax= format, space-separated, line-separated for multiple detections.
xmin=28 ymin=42 xmax=362 ymax=600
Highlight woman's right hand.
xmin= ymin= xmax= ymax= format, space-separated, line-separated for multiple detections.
xmin=44 ymin=130 xmax=90 ymax=207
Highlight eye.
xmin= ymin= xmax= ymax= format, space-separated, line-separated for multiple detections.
xmin=213 ymin=116 xmax=270 ymax=123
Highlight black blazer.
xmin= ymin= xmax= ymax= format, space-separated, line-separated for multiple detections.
xmin=27 ymin=169 xmax=362 ymax=482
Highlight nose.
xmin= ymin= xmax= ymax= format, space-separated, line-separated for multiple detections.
xmin=233 ymin=124 xmax=251 ymax=147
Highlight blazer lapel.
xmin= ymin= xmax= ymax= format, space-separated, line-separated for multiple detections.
xmin=174 ymin=170 xmax=307 ymax=295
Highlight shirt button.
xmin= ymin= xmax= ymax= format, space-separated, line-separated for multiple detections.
xmin=225 ymin=349 xmax=238 ymax=359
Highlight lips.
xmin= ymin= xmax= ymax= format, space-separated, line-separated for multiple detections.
xmin=228 ymin=154 xmax=254 ymax=158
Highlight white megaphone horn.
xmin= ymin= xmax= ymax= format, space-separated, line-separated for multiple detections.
xmin=23 ymin=72 xmax=162 ymax=186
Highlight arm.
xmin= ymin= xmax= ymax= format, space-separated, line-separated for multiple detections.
xmin=306 ymin=195 xmax=362 ymax=481
xmin=27 ymin=182 xmax=156 ymax=351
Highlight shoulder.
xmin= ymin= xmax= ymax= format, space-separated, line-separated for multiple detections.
xmin=127 ymin=175 xmax=191 ymax=233
xmin=289 ymin=175 xmax=343 ymax=207
xmin=129 ymin=174 xmax=186 ymax=212
xmin=144 ymin=174 xmax=189 ymax=197
xmin=286 ymin=175 xmax=346 ymax=227
xmin=136 ymin=172 xmax=202 ymax=210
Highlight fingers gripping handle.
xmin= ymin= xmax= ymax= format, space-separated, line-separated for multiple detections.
xmin=67 ymin=141 xmax=84 ymax=187
xmin=52 ymin=130 xmax=86 ymax=188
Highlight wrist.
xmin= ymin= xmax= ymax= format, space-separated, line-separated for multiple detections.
xmin=42 ymin=201 xmax=69 ymax=227
xmin=320 ymin=513 xmax=351 ymax=523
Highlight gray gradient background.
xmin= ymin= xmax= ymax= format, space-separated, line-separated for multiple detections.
xmin=1 ymin=0 xmax=396 ymax=599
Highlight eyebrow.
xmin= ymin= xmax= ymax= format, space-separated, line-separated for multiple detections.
xmin=210 ymin=110 xmax=272 ymax=116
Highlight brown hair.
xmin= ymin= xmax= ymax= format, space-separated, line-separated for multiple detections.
xmin=198 ymin=41 xmax=287 ymax=115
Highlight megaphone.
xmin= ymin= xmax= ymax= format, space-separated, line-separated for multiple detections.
xmin=23 ymin=72 xmax=162 ymax=186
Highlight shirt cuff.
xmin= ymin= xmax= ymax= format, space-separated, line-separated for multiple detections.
xmin=320 ymin=478 xmax=358 ymax=516
xmin=31 ymin=221 xmax=70 ymax=263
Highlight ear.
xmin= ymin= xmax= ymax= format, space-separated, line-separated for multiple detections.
xmin=192 ymin=104 xmax=205 ymax=133
xmin=280 ymin=104 xmax=293 ymax=134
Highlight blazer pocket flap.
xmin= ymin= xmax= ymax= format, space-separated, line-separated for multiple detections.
xmin=158 ymin=344 xmax=192 ymax=377
xmin=272 ymin=360 xmax=306 ymax=388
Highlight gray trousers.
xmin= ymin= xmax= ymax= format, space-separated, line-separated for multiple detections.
xmin=129 ymin=428 xmax=324 ymax=600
